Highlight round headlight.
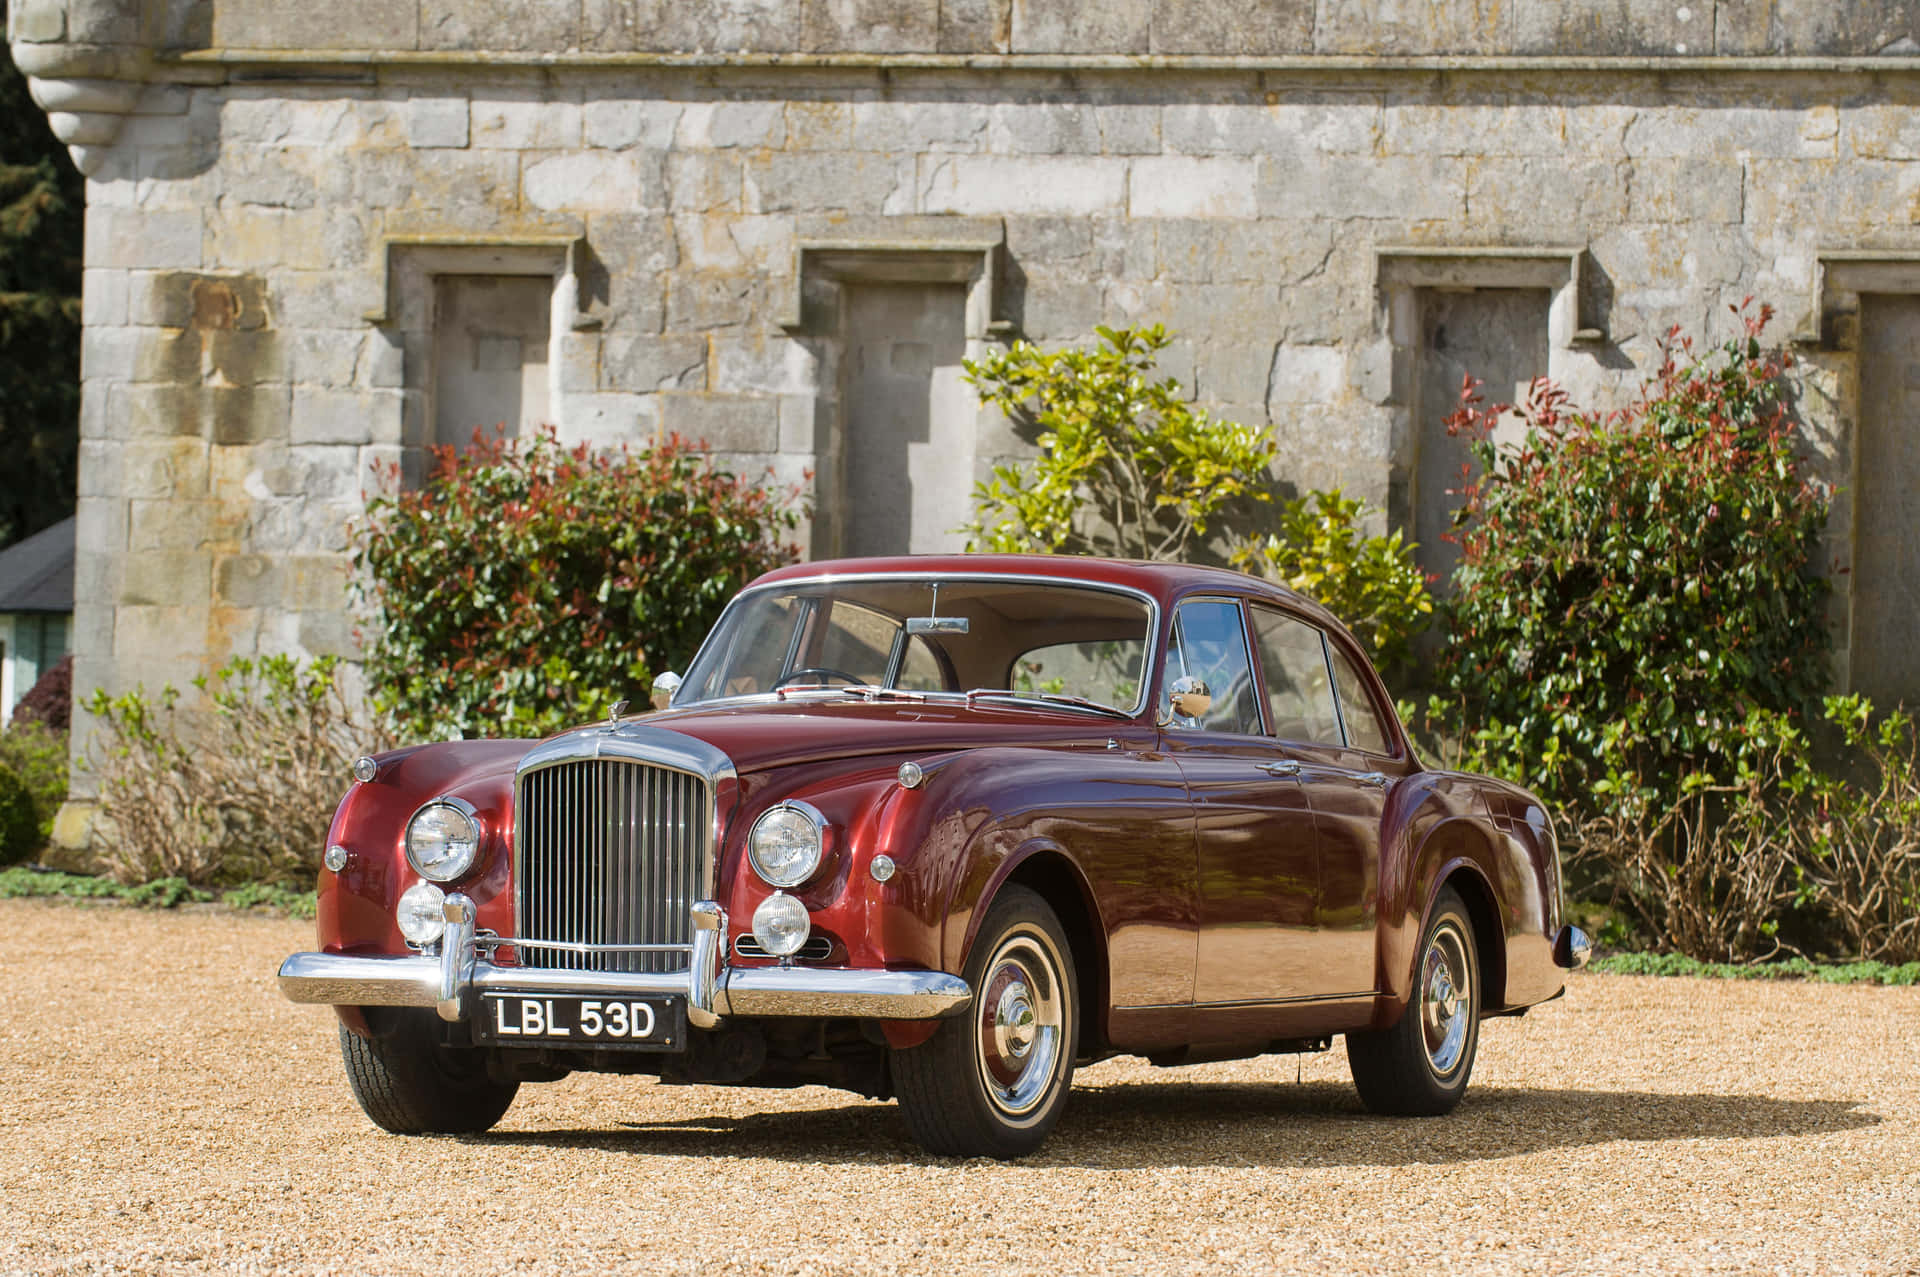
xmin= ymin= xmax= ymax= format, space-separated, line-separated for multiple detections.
xmin=748 ymin=803 xmax=823 ymax=887
xmin=406 ymin=800 xmax=481 ymax=882
xmin=752 ymin=891 xmax=811 ymax=957
xmin=397 ymin=880 xmax=448 ymax=945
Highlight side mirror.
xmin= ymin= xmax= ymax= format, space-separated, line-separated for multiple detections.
xmin=1163 ymin=675 xmax=1212 ymax=723
xmin=650 ymin=671 xmax=682 ymax=712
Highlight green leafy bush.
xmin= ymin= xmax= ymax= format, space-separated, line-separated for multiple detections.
xmin=84 ymin=655 xmax=371 ymax=887
xmin=356 ymin=429 xmax=805 ymax=741
xmin=1434 ymin=303 xmax=1830 ymax=809
xmin=0 ymin=719 xmax=66 ymax=843
xmin=963 ymin=325 xmax=1278 ymax=561
xmin=0 ymin=765 xmax=36 ymax=865
xmin=1231 ymin=488 xmax=1432 ymax=669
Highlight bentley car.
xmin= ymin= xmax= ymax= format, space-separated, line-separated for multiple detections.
xmin=280 ymin=555 xmax=1589 ymax=1158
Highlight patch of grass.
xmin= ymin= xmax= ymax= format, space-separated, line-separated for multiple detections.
xmin=1592 ymin=951 xmax=1920 ymax=986
xmin=0 ymin=866 xmax=316 ymax=919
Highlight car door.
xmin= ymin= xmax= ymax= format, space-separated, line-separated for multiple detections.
xmin=1160 ymin=598 xmax=1323 ymax=1021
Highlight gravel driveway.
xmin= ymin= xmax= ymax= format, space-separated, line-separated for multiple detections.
xmin=3 ymin=897 xmax=1916 ymax=1275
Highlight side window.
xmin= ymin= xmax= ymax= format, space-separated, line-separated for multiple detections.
xmin=1329 ymin=646 xmax=1392 ymax=755
xmin=1165 ymin=600 xmax=1261 ymax=735
xmin=1249 ymin=606 xmax=1341 ymax=745
xmin=895 ymin=636 xmax=948 ymax=691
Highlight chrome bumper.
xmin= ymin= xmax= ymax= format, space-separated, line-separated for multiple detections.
xmin=1553 ymin=924 xmax=1593 ymax=969
xmin=278 ymin=894 xmax=973 ymax=1030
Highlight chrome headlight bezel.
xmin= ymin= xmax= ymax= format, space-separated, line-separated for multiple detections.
xmin=747 ymin=800 xmax=826 ymax=888
xmin=404 ymin=796 xmax=482 ymax=883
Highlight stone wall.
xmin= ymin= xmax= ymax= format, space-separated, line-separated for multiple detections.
xmin=14 ymin=1 xmax=1920 ymax=777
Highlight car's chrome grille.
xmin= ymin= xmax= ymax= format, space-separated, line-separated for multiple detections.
xmin=514 ymin=759 xmax=709 ymax=974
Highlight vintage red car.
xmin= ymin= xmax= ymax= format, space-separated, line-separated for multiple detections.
xmin=280 ymin=555 xmax=1587 ymax=1158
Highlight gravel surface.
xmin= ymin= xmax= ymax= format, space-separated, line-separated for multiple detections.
xmin=2 ymin=897 xmax=1917 ymax=1275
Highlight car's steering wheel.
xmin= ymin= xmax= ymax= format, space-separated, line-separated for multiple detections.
xmin=773 ymin=667 xmax=867 ymax=689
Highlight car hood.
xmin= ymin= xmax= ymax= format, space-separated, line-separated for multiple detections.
xmin=634 ymin=697 xmax=1130 ymax=775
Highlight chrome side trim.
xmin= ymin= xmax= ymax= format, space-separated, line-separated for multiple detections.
xmin=277 ymin=901 xmax=971 ymax=1024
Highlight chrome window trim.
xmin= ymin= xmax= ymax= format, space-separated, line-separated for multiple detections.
xmin=675 ymin=571 xmax=1163 ymax=719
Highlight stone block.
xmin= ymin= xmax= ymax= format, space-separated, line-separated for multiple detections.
xmin=1514 ymin=0 xmax=1709 ymax=55
xmin=557 ymin=332 xmax=602 ymax=394
xmin=673 ymin=213 xmax=792 ymax=275
xmin=119 ymin=553 xmax=212 ymax=607
xmin=10 ymin=1 xmax=65 ymax=42
xmin=746 ymin=152 xmax=915 ymax=214
xmin=266 ymin=269 xmax=383 ymax=331
xmin=213 ymin=0 xmax=418 ymax=50
xmin=291 ymin=388 xmax=379 ymax=446
xmin=1628 ymin=157 xmax=1745 ymax=224
xmin=64 ymin=0 xmax=142 ymax=43
xmin=801 ymin=0 xmax=938 ymax=52
xmin=1015 ymin=277 xmax=1104 ymax=340
xmin=290 ymin=331 xmax=358 ymax=388
xmin=407 ymin=97 xmax=470 ymax=149
xmin=920 ymin=155 xmax=1126 ymax=218
xmin=666 ymin=153 xmax=742 ymax=213
xmin=81 ymin=327 xmax=141 ymax=383
xmin=1129 ymin=157 xmax=1258 ymax=220
xmin=1848 ymin=105 xmax=1920 ymax=161
xmin=213 ymin=554 xmax=283 ymax=608
xmin=676 ymin=101 xmax=788 ymax=151
xmin=88 ymin=208 xmax=202 ymax=271
xmin=583 ymin=100 xmax=682 ymax=150
xmin=1006 ymin=217 xmax=1094 ymax=265
xmin=852 ymin=102 xmax=991 ymax=154
xmin=666 ymin=275 xmax=760 ymax=331
xmin=987 ymin=103 xmax=1100 ymax=156
xmin=81 ymin=269 xmax=130 ymax=328
xmin=1717 ymin=0 xmax=1919 ymax=54
xmin=1624 ymin=107 xmax=1816 ymax=160
xmin=711 ymin=333 xmax=821 ymax=395
xmin=124 ymin=384 xmax=200 ymax=438
xmin=1382 ymin=99 xmax=1569 ymax=159
xmin=1259 ymin=152 xmax=1465 ymax=222
xmin=784 ymin=102 xmax=852 ymax=151
xmin=293 ymin=446 xmax=365 ymax=502
xmin=422 ymin=0 xmax=580 ymax=50
xmin=1266 ymin=344 xmax=1346 ymax=409
xmin=1011 ymin=0 xmax=1149 ymax=52
xmin=287 ymin=555 xmax=352 ymax=611
xmin=1151 ymin=0 xmax=1311 ymax=54
xmin=1464 ymin=155 xmax=1628 ymax=236
xmin=583 ymin=0 xmax=802 ymax=52
xmin=1315 ymin=0 xmax=1507 ymax=54
xmin=1096 ymin=106 xmax=1161 ymax=156
xmin=1091 ymin=217 xmax=1157 ymax=280
xmin=525 ymin=152 xmax=644 ymax=212
xmin=1165 ymin=98 xmax=1380 ymax=158
xmin=657 ymin=393 xmax=779 ymax=452
xmin=297 ymin=611 xmax=358 ymax=659
xmin=553 ymin=392 xmax=655 ymax=442
xmin=76 ymin=442 xmax=123 ymax=500
xmin=778 ymin=393 xmax=828 ymax=452
xmin=938 ymin=0 xmax=1011 ymax=51
xmin=1157 ymin=220 xmax=1332 ymax=286
xmin=603 ymin=334 xmax=709 ymax=392
xmin=472 ymin=97 xmax=583 ymax=151
xmin=1200 ymin=341 xmax=1283 ymax=406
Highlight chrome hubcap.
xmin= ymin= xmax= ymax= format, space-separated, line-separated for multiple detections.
xmin=975 ymin=934 xmax=1065 ymax=1119
xmin=1420 ymin=921 xmax=1472 ymax=1078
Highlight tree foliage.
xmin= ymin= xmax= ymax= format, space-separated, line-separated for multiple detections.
xmin=962 ymin=325 xmax=1279 ymax=561
xmin=0 ymin=35 xmax=83 ymax=549
xmin=1432 ymin=303 xmax=1830 ymax=810
xmin=354 ymin=430 xmax=806 ymax=741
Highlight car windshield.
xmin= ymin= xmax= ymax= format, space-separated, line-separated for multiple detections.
xmin=679 ymin=576 xmax=1154 ymax=715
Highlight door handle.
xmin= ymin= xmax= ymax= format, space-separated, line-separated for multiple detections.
xmin=1358 ymin=771 xmax=1389 ymax=788
xmin=1260 ymin=760 xmax=1301 ymax=777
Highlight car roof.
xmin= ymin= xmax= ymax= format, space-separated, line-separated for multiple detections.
xmin=747 ymin=554 xmax=1351 ymax=636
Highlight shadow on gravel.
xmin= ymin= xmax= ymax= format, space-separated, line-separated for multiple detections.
xmin=477 ymin=1082 xmax=1879 ymax=1168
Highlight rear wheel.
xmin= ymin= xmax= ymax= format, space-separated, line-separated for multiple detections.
xmin=893 ymin=886 xmax=1079 ymax=1159
xmin=338 ymin=1013 xmax=519 ymax=1135
xmin=1347 ymin=886 xmax=1481 ymax=1116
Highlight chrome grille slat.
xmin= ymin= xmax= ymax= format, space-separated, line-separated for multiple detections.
xmin=515 ymin=758 xmax=708 ymax=976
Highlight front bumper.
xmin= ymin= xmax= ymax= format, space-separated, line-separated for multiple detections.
xmin=278 ymin=894 xmax=973 ymax=1030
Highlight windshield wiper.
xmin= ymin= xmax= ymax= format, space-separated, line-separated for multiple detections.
xmin=961 ymin=689 xmax=1132 ymax=719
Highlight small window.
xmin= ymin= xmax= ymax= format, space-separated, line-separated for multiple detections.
xmin=1250 ymin=606 xmax=1341 ymax=745
xmin=1330 ymin=646 xmax=1392 ymax=755
xmin=814 ymin=601 xmax=900 ymax=685
xmin=1165 ymin=600 xmax=1261 ymax=736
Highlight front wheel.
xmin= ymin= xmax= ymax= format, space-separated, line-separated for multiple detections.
xmin=893 ymin=886 xmax=1079 ymax=1159
xmin=338 ymin=1013 xmax=519 ymax=1134
xmin=1347 ymin=885 xmax=1481 ymax=1116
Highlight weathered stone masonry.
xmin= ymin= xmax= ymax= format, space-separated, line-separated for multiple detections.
xmin=14 ymin=1 xmax=1920 ymax=776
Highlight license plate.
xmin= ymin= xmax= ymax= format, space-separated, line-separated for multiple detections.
xmin=475 ymin=993 xmax=684 ymax=1051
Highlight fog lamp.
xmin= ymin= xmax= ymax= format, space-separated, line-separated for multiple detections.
xmin=751 ymin=891 xmax=811 ymax=958
xmin=397 ymin=881 xmax=448 ymax=946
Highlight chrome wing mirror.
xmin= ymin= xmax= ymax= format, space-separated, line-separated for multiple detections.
xmin=650 ymin=670 xmax=682 ymax=711
xmin=1159 ymin=676 xmax=1212 ymax=725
